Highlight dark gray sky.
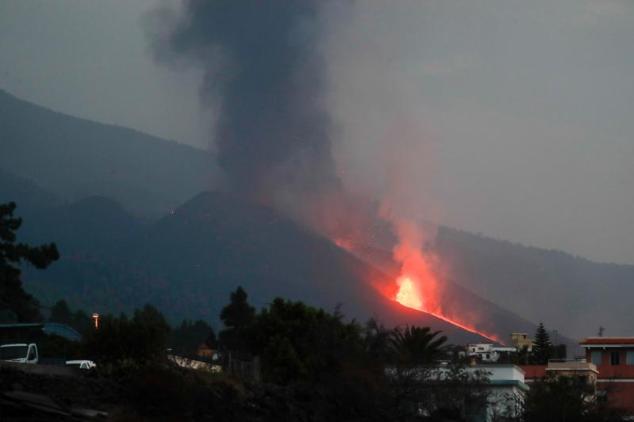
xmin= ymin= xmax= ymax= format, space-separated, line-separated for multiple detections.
xmin=1 ymin=0 xmax=633 ymax=264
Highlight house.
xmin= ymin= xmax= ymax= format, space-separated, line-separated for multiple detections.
xmin=520 ymin=337 xmax=634 ymax=415
xmin=580 ymin=337 xmax=634 ymax=414
xmin=467 ymin=343 xmax=517 ymax=363
xmin=544 ymin=359 xmax=598 ymax=385
xmin=477 ymin=364 xmax=528 ymax=421
xmin=386 ymin=363 xmax=528 ymax=421
xmin=510 ymin=333 xmax=533 ymax=351
xmin=196 ymin=342 xmax=215 ymax=359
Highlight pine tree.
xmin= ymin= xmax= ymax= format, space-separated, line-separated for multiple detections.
xmin=0 ymin=202 xmax=59 ymax=322
xmin=532 ymin=322 xmax=552 ymax=364
xmin=50 ymin=299 xmax=73 ymax=324
xmin=219 ymin=286 xmax=255 ymax=353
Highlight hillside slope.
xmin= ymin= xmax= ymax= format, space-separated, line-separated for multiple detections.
xmin=435 ymin=228 xmax=634 ymax=338
xmin=0 ymin=89 xmax=219 ymax=218
xmin=19 ymin=191 xmax=511 ymax=344
xmin=5 ymin=92 xmax=630 ymax=342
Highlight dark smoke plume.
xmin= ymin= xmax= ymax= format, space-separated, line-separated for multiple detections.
xmin=152 ymin=0 xmax=338 ymax=205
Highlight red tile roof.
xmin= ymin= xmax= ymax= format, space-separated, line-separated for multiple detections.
xmin=580 ymin=337 xmax=634 ymax=345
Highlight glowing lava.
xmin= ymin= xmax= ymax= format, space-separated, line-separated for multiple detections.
xmin=395 ymin=276 xmax=423 ymax=310
xmin=387 ymin=218 xmax=501 ymax=343
xmin=394 ymin=273 xmax=500 ymax=343
xmin=328 ymin=213 xmax=502 ymax=343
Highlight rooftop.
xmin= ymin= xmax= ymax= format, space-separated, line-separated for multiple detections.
xmin=580 ymin=337 xmax=634 ymax=346
xmin=546 ymin=360 xmax=598 ymax=374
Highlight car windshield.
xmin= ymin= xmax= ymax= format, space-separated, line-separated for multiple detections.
xmin=0 ymin=345 xmax=28 ymax=360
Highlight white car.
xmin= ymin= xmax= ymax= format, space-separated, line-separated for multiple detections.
xmin=65 ymin=359 xmax=97 ymax=370
xmin=0 ymin=343 xmax=39 ymax=364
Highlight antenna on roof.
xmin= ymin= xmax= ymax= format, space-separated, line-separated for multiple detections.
xmin=598 ymin=326 xmax=604 ymax=337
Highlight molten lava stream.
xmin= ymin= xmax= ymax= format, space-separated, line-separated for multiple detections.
xmin=393 ymin=276 xmax=500 ymax=343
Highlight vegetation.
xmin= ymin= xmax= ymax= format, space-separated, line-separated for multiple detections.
xmin=0 ymin=201 xmax=59 ymax=322
xmin=49 ymin=299 xmax=92 ymax=333
xmin=3 ymin=282 xmax=629 ymax=420
xmin=83 ymin=304 xmax=170 ymax=367
xmin=524 ymin=375 xmax=624 ymax=422
xmin=523 ymin=322 xmax=566 ymax=364
xmin=531 ymin=322 xmax=553 ymax=364
xmin=218 ymin=286 xmax=255 ymax=355
xmin=0 ymin=201 xmax=627 ymax=420
xmin=169 ymin=319 xmax=216 ymax=357
xmin=390 ymin=325 xmax=447 ymax=366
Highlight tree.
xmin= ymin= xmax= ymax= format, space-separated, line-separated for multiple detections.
xmin=246 ymin=297 xmax=366 ymax=384
xmin=532 ymin=322 xmax=552 ymax=364
xmin=83 ymin=304 xmax=170 ymax=366
xmin=363 ymin=318 xmax=393 ymax=364
xmin=389 ymin=325 xmax=447 ymax=366
xmin=219 ymin=286 xmax=255 ymax=353
xmin=49 ymin=299 xmax=73 ymax=324
xmin=524 ymin=375 xmax=624 ymax=422
xmin=220 ymin=286 xmax=255 ymax=328
xmin=49 ymin=299 xmax=91 ymax=334
xmin=0 ymin=202 xmax=59 ymax=322
xmin=169 ymin=319 xmax=216 ymax=356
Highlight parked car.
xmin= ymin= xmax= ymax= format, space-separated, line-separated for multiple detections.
xmin=0 ymin=343 xmax=39 ymax=364
xmin=65 ymin=359 xmax=97 ymax=370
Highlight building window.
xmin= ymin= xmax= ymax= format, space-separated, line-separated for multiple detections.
xmin=591 ymin=351 xmax=602 ymax=365
xmin=610 ymin=351 xmax=620 ymax=366
xmin=626 ymin=351 xmax=634 ymax=365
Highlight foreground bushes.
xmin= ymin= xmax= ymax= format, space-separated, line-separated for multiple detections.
xmin=82 ymin=304 xmax=170 ymax=367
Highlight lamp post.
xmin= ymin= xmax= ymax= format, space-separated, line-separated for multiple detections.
xmin=91 ymin=313 xmax=100 ymax=330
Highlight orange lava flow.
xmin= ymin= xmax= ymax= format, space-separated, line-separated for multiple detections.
xmin=386 ymin=219 xmax=501 ymax=343
xmin=394 ymin=275 xmax=501 ymax=343
xmin=327 ymin=215 xmax=501 ymax=343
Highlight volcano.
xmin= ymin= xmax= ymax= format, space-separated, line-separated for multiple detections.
xmin=20 ymin=189 xmax=542 ymax=345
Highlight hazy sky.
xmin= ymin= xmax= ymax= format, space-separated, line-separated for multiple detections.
xmin=0 ymin=0 xmax=207 ymax=146
xmin=1 ymin=0 xmax=633 ymax=264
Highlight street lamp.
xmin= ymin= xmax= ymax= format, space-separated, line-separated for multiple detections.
xmin=92 ymin=313 xmax=100 ymax=330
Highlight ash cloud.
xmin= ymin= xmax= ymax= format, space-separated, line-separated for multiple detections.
xmin=148 ymin=0 xmax=634 ymax=264
xmin=150 ymin=0 xmax=339 ymax=206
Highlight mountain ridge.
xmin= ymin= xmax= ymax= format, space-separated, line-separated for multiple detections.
xmin=3 ymin=90 xmax=632 ymax=342
xmin=0 ymin=89 xmax=220 ymax=218
xmin=14 ymin=188 xmax=528 ymax=344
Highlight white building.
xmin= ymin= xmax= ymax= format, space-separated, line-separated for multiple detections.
xmin=437 ymin=364 xmax=528 ymax=421
xmin=387 ymin=363 xmax=528 ymax=421
xmin=479 ymin=364 xmax=528 ymax=421
xmin=467 ymin=343 xmax=517 ymax=363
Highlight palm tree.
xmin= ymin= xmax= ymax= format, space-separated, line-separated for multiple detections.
xmin=390 ymin=326 xmax=447 ymax=366
xmin=363 ymin=318 xmax=393 ymax=363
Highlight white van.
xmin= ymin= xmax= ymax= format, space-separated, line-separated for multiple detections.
xmin=0 ymin=343 xmax=39 ymax=364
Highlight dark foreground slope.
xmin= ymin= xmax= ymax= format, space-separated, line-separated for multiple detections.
xmin=0 ymin=89 xmax=219 ymax=218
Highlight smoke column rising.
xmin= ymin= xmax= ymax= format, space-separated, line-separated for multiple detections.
xmin=150 ymin=0 xmax=443 ymax=269
xmin=151 ymin=0 xmax=339 ymax=207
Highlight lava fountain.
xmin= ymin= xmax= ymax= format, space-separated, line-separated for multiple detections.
xmin=395 ymin=276 xmax=422 ymax=309
xmin=389 ymin=219 xmax=501 ymax=343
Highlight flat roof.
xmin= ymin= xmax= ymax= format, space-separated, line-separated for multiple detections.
xmin=580 ymin=337 xmax=634 ymax=346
